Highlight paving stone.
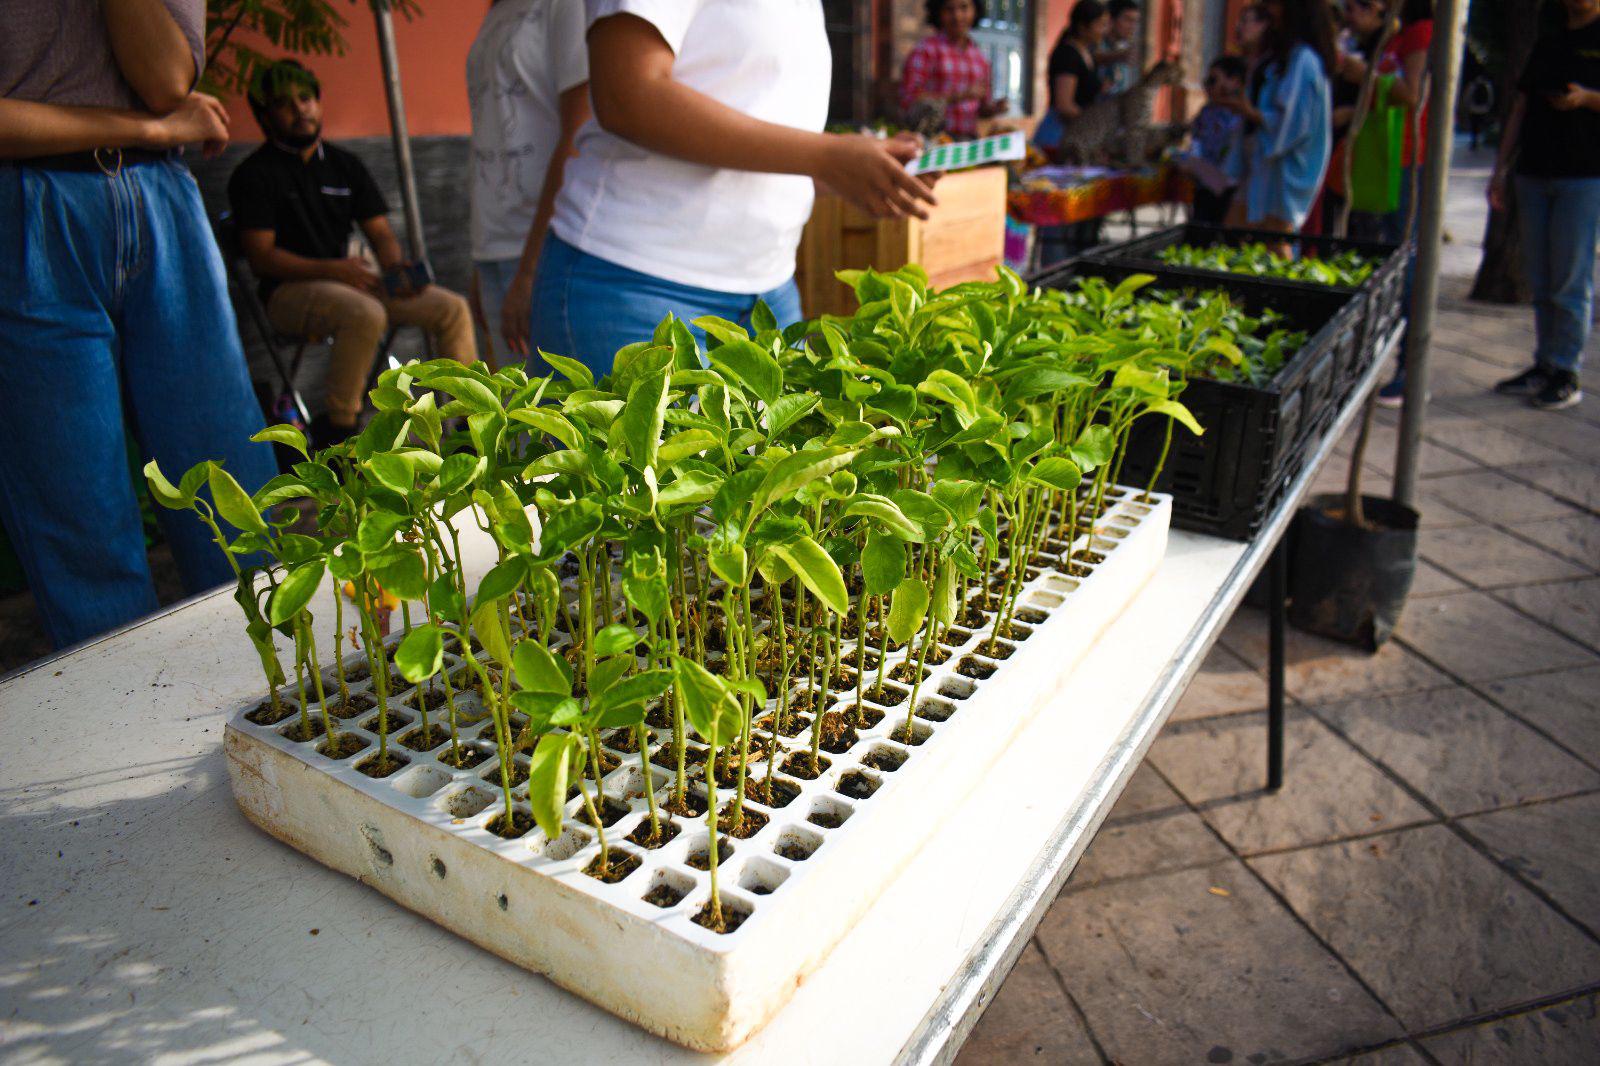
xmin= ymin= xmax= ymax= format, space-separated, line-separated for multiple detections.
xmin=954 ymin=940 xmax=1101 ymax=1066
xmin=1419 ymin=468 xmax=1583 ymax=526
xmin=1341 ymin=421 xmax=1483 ymax=478
xmin=1037 ymin=861 xmax=1401 ymax=1063
xmin=1250 ymin=825 xmax=1600 ymax=1031
xmin=1338 ymin=1043 xmax=1432 ymax=1065
xmin=1221 ymin=607 xmax=1453 ymax=703
xmin=1171 ymin=643 xmax=1266 ymax=722
xmin=1410 ymin=559 xmax=1472 ymax=598
xmin=1315 ymin=687 xmax=1600 ymax=815
xmin=1067 ymin=808 xmax=1230 ymax=889
xmin=1399 ymin=591 xmax=1598 ymax=681
xmin=1419 ymin=525 xmax=1589 ymax=590
xmin=1149 ymin=711 xmax=1432 ymax=853
xmin=1504 ymin=463 xmax=1600 ymax=512
xmin=1425 ymin=421 xmax=1572 ymax=469
xmin=1512 ymin=514 xmax=1600 ymax=573
xmin=1493 ymin=409 xmax=1600 ymax=463
xmin=1458 ymin=793 xmax=1600 ymax=937
xmin=1495 ymin=578 xmax=1600 ymax=653
xmin=1480 ymin=666 xmax=1600 ymax=767
xmin=1105 ymin=761 xmax=1185 ymax=822
xmin=1420 ymin=992 xmax=1600 ymax=1065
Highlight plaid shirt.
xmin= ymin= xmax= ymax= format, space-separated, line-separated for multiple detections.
xmin=899 ymin=33 xmax=992 ymax=138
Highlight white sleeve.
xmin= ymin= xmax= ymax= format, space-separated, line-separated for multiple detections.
xmin=550 ymin=0 xmax=590 ymax=92
xmin=585 ymin=0 xmax=705 ymax=55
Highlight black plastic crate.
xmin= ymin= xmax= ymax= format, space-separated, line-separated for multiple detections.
xmin=1030 ymin=259 xmax=1365 ymax=541
xmin=1091 ymin=223 xmax=1408 ymax=399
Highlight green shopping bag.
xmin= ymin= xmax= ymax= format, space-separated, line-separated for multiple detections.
xmin=1350 ymin=76 xmax=1404 ymax=215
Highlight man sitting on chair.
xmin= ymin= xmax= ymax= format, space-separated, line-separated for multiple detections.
xmin=228 ymin=60 xmax=477 ymax=448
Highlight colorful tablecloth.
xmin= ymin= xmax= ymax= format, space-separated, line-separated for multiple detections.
xmin=1008 ymin=164 xmax=1192 ymax=227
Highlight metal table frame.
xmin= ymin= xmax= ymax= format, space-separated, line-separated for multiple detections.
xmin=898 ymin=323 xmax=1403 ymax=1065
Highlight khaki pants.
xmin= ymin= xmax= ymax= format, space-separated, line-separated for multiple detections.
xmin=267 ymin=280 xmax=478 ymax=424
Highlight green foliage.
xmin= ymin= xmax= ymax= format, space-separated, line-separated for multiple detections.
xmin=202 ymin=0 xmax=423 ymax=102
xmin=1156 ymin=242 xmax=1378 ymax=288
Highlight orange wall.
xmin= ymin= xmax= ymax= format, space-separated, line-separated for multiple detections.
xmin=222 ymin=2 xmax=491 ymax=142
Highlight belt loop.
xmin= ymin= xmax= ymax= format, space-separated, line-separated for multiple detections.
xmin=93 ymin=148 xmax=124 ymax=178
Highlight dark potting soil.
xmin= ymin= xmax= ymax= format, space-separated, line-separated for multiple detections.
xmin=644 ymin=701 xmax=672 ymax=729
xmin=584 ymin=851 xmax=641 ymax=884
xmin=889 ymin=660 xmax=931 ymax=684
xmin=663 ymin=791 xmax=709 ymax=818
xmin=685 ymin=838 xmax=734 ymax=871
xmin=246 ymin=699 xmax=297 ymax=726
xmin=279 ymin=717 xmax=325 ymax=744
xmin=1072 ymin=549 xmax=1105 ymax=565
xmin=862 ymin=747 xmax=908 ymax=773
xmin=816 ymin=711 xmax=859 ymax=754
xmin=744 ymin=776 xmax=802 ymax=809
xmin=915 ymin=699 xmax=957 ymax=723
xmin=408 ymin=685 xmax=451 ymax=712
xmin=486 ymin=809 xmax=534 ymax=839
xmin=604 ymin=727 xmax=640 ymax=753
xmin=892 ymin=721 xmax=929 ymax=746
xmin=652 ymin=743 xmax=705 ymax=771
xmin=781 ymin=752 xmax=830 ymax=779
xmin=840 ymin=704 xmax=885 ymax=730
xmin=774 ymin=837 xmax=816 ymax=862
xmin=579 ymin=796 xmax=631 ymax=829
xmin=717 ymin=803 xmax=769 ymax=839
xmin=691 ymin=901 xmax=748 ymax=935
xmin=436 ymin=744 xmax=490 ymax=770
xmin=399 ymin=724 xmax=451 ymax=752
xmin=644 ymin=882 xmax=688 ymax=908
xmin=864 ymin=683 xmax=909 ymax=708
xmin=626 ymin=818 xmax=680 ymax=850
xmin=1015 ymin=607 xmax=1049 ymax=625
xmin=957 ymin=656 xmax=997 ymax=680
xmin=360 ymin=711 xmax=414 ymax=734
xmin=356 ymin=752 xmax=410 ymax=779
xmin=980 ymin=640 xmax=1016 ymax=661
xmin=807 ymin=807 xmax=847 ymax=830
xmin=318 ymin=733 xmax=367 ymax=760
xmin=755 ymin=712 xmax=812 ymax=738
xmin=325 ymin=692 xmax=376 ymax=719
xmin=836 ymin=770 xmax=880 ymax=800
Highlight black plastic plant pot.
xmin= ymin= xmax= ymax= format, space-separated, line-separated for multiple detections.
xmin=1287 ymin=492 xmax=1419 ymax=651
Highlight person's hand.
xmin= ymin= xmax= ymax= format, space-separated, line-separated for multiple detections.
xmin=814 ymin=133 xmax=938 ymax=220
xmin=1488 ymin=170 xmax=1508 ymax=213
xmin=502 ymin=266 xmax=536 ymax=357
xmin=148 ymin=92 xmax=229 ymax=157
xmin=324 ymin=257 xmax=383 ymax=296
xmin=468 ymin=270 xmax=488 ymax=333
xmin=980 ymin=97 xmax=1008 ymax=117
xmin=1549 ymin=83 xmax=1598 ymax=112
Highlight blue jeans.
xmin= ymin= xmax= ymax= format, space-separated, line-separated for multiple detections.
xmin=473 ymin=257 xmax=519 ymax=365
xmin=530 ymin=234 xmax=802 ymax=380
xmin=0 ymin=158 xmax=276 ymax=649
xmin=1517 ymin=175 xmax=1600 ymax=375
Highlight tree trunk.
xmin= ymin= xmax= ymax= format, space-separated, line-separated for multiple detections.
xmin=1468 ymin=0 xmax=1541 ymax=305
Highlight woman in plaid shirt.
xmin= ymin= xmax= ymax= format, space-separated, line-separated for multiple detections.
xmin=899 ymin=0 xmax=1006 ymax=139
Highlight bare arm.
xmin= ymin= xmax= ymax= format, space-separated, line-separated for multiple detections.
xmin=239 ymin=229 xmax=381 ymax=294
xmin=502 ymin=83 xmax=591 ymax=356
xmin=1386 ymin=49 xmax=1429 ymax=110
xmin=1052 ymin=74 xmax=1083 ymax=118
xmin=0 ymin=92 xmax=225 ymax=159
xmin=358 ymin=215 xmax=408 ymax=273
xmin=103 ymin=0 xmax=198 ymax=114
xmin=588 ymin=14 xmax=934 ymax=218
xmin=1487 ymin=92 xmax=1526 ymax=211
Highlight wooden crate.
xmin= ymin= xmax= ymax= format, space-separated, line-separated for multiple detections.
xmin=796 ymin=165 xmax=1008 ymax=318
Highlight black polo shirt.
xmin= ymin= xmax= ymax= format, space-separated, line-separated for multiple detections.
xmin=227 ymin=141 xmax=389 ymax=300
xmin=1516 ymin=18 xmax=1600 ymax=180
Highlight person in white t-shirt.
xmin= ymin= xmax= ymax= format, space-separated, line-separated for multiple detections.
xmin=466 ymin=0 xmax=590 ymax=365
xmin=531 ymin=0 xmax=937 ymax=378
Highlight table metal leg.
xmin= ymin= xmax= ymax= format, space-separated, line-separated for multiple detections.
xmin=1267 ymin=543 xmax=1287 ymax=792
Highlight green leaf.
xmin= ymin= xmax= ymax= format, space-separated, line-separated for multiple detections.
xmin=887 ymin=577 xmax=930 ymax=644
xmin=208 ymin=465 xmax=268 ymax=536
xmin=469 ymin=597 xmax=510 ymax=665
xmin=768 ymin=536 xmax=849 ymax=616
xmin=620 ymin=367 xmax=669 ymax=471
xmin=369 ymin=548 xmax=427 ymax=601
xmin=509 ymin=408 xmax=584 ymax=451
xmin=427 ymin=571 xmax=463 ymax=622
xmin=708 ymin=541 xmax=748 ymax=589
xmin=674 ymin=657 xmax=742 ymax=747
xmin=431 ymin=369 xmax=502 ymax=413
xmin=1028 ymin=457 xmax=1083 ymax=492
xmin=488 ymin=481 xmax=534 ymax=554
xmin=931 ymin=559 xmax=958 ymax=626
xmin=395 ymin=623 xmax=444 ymax=684
xmin=593 ymin=623 xmax=641 ymax=659
xmin=657 ymin=470 xmax=723 ymax=509
xmin=588 ymin=655 xmax=630 ymax=699
xmin=528 ymin=732 xmax=581 ymax=841
xmin=861 ymin=532 xmax=906 ymax=599
xmin=708 ymin=339 xmax=782 ymax=405
xmin=250 ymin=424 xmax=309 ymax=460
xmin=436 ymin=453 xmax=484 ymax=496
xmin=512 ymin=639 xmax=572 ymax=695
xmin=328 ymin=542 xmax=365 ymax=582
xmin=752 ymin=447 xmax=858 ymax=515
xmin=591 ymin=669 xmax=673 ymax=720
xmin=267 ymin=559 xmax=325 ymax=625
xmin=917 ymin=369 xmax=978 ymax=423
xmin=476 ymin=557 xmax=526 ymax=603
xmin=764 ymin=392 xmax=819 ymax=439
xmin=658 ymin=429 xmax=719 ymax=465
xmin=356 ymin=511 xmax=410 ymax=553
xmin=1141 ymin=399 xmax=1205 ymax=436
xmin=538 ymin=351 xmax=594 ymax=389
xmin=841 ymin=494 xmax=921 ymax=541
xmin=144 ymin=459 xmax=195 ymax=510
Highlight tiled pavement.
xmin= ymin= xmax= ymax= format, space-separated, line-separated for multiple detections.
xmin=957 ymin=153 xmax=1600 ymax=1064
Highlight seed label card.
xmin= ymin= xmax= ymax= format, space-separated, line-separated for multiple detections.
xmin=908 ymin=131 xmax=1027 ymax=176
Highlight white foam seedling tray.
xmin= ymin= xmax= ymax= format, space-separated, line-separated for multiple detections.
xmin=225 ymin=489 xmax=1170 ymax=1051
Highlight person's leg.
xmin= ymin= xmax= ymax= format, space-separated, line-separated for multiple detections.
xmin=0 ymin=166 xmax=160 ymax=647
xmin=384 ymin=284 xmax=479 ymax=365
xmin=474 ymin=258 xmax=518 ymax=367
xmin=267 ymin=279 xmax=389 ymax=429
xmin=1536 ymin=177 xmax=1600 ymax=377
xmin=1516 ymin=176 xmax=1558 ymax=368
xmin=748 ymin=278 xmax=803 ymax=332
xmin=120 ymin=159 xmax=278 ymax=595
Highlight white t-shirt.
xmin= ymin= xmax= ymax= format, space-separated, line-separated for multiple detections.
xmin=467 ymin=0 xmax=589 ymax=263
xmin=551 ymin=0 xmax=831 ymax=294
